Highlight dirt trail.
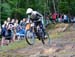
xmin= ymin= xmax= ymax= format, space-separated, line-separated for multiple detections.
xmin=9 ymin=31 xmax=75 ymax=57
xmin=1 ymin=23 xmax=75 ymax=57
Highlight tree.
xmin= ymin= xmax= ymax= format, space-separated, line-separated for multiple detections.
xmin=1 ymin=0 xmax=75 ymax=22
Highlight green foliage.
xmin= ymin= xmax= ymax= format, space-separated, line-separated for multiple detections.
xmin=1 ymin=0 xmax=50 ymax=21
xmin=1 ymin=0 xmax=75 ymax=22
xmin=58 ymin=0 xmax=75 ymax=15
xmin=1 ymin=3 xmax=12 ymax=19
xmin=0 ymin=40 xmax=27 ymax=51
xmin=58 ymin=2 xmax=69 ymax=14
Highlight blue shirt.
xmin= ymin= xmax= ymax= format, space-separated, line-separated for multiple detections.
xmin=18 ymin=29 xmax=25 ymax=34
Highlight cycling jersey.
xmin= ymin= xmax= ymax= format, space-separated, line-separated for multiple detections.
xmin=28 ymin=11 xmax=43 ymax=24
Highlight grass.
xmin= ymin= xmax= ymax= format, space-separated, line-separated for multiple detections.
xmin=0 ymin=52 xmax=27 ymax=57
xmin=0 ymin=40 xmax=28 ymax=57
xmin=4 ymin=34 xmax=62 ymax=52
xmin=50 ymin=32 xmax=61 ymax=39
xmin=0 ymin=32 xmax=62 ymax=52
xmin=58 ymin=50 xmax=75 ymax=55
xmin=46 ymin=24 xmax=56 ymax=29
xmin=0 ymin=40 xmax=28 ymax=52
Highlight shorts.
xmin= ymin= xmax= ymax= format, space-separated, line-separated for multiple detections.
xmin=5 ymin=30 xmax=12 ymax=40
xmin=5 ymin=35 xmax=12 ymax=40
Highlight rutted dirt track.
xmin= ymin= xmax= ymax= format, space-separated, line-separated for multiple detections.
xmin=1 ymin=23 xmax=75 ymax=57
xmin=12 ymin=31 xmax=75 ymax=57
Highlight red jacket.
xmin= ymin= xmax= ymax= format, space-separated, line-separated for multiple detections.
xmin=52 ymin=13 xmax=57 ymax=20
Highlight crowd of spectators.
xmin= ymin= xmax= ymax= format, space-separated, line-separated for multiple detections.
xmin=1 ymin=17 xmax=27 ymax=46
xmin=1 ymin=13 xmax=75 ymax=46
xmin=45 ymin=13 xmax=75 ymax=26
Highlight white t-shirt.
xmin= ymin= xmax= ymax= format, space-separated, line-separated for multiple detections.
xmin=64 ymin=15 xmax=67 ymax=20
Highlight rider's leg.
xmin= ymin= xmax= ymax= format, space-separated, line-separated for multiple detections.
xmin=39 ymin=21 xmax=47 ymax=38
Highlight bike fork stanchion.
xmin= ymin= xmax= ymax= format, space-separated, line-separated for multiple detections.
xmin=32 ymin=32 xmax=35 ymax=45
xmin=48 ymin=37 xmax=50 ymax=46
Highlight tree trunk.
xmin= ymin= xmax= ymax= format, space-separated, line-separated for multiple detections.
xmin=52 ymin=0 xmax=56 ymax=13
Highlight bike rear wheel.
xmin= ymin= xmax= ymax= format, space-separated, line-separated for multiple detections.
xmin=40 ymin=30 xmax=50 ymax=45
xmin=44 ymin=32 xmax=50 ymax=46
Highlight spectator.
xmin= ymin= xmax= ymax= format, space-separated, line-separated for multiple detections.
xmin=58 ymin=14 xmax=62 ymax=23
xmin=0 ymin=27 xmax=1 ymax=35
xmin=73 ymin=17 xmax=75 ymax=23
xmin=63 ymin=14 xmax=68 ymax=23
xmin=10 ymin=19 xmax=16 ymax=42
xmin=16 ymin=26 xmax=25 ymax=40
xmin=1 ymin=21 xmax=7 ymax=46
xmin=49 ymin=13 xmax=53 ymax=23
xmin=19 ymin=18 xmax=26 ymax=29
xmin=5 ymin=24 xmax=13 ymax=43
xmin=7 ymin=17 xmax=11 ymax=24
xmin=46 ymin=16 xmax=51 ymax=26
xmin=71 ymin=17 xmax=75 ymax=23
xmin=14 ymin=19 xmax=19 ymax=28
xmin=11 ymin=19 xmax=15 ymax=24
xmin=52 ymin=13 xmax=57 ymax=23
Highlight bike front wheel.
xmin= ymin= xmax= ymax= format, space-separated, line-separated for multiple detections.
xmin=26 ymin=31 xmax=35 ymax=45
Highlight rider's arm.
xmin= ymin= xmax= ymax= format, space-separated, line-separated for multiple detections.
xmin=36 ymin=12 xmax=43 ymax=19
xmin=36 ymin=12 xmax=44 ymax=25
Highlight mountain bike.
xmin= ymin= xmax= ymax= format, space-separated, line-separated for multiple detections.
xmin=25 ymin=21 xmax=50 ymax=45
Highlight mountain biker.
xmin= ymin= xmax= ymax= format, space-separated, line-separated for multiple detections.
xmin=26 ymin=8 xmax=47 ymax=38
